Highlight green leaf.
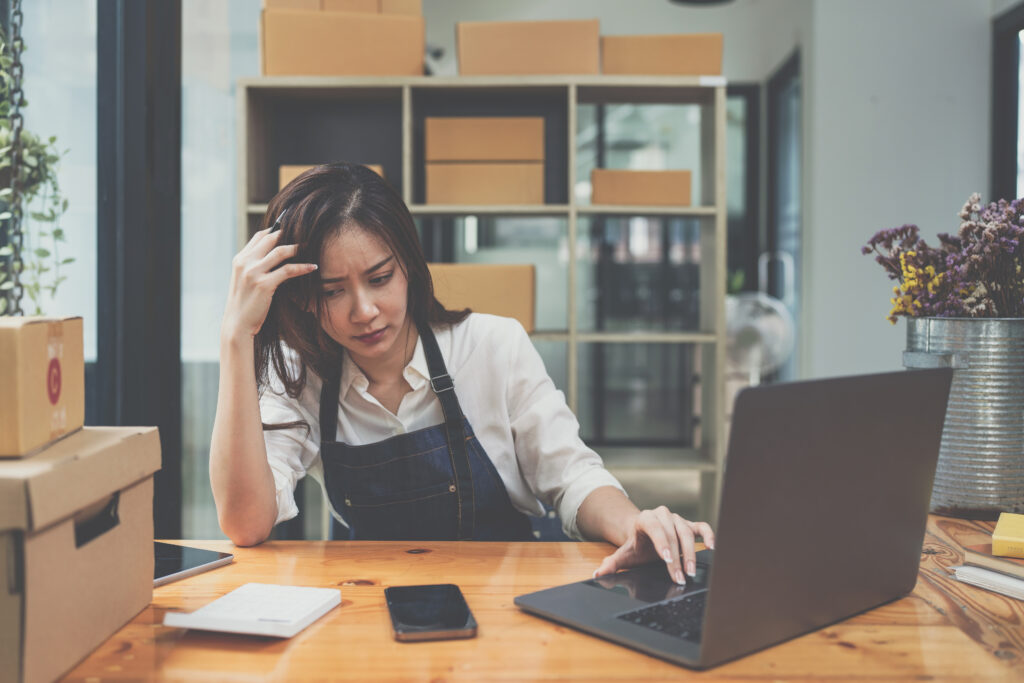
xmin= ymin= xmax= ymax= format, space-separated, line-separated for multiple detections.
xmin=0 ymin=281 xmax=13 ymax=291
xmin=60 ymin=257 xmax=74 ymax=265
xmin=52 ymin=228 xmax=65 ymax=239
xmin=34 ymin=248 xmax=50 ymax=258
xmin=0 ymin=246 xmax=11 ymax=257
xmin=0 ymin=298 xmax=6 ymax=314
xmin=0 ymin=211 xmax=10 ymax=220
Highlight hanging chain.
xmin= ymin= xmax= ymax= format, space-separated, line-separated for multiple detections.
xmin=5 ymin=0 xmax=25 ymax=315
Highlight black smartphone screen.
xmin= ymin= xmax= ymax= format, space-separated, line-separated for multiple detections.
xmin=384 ymin=584 xmax=477 ymax=641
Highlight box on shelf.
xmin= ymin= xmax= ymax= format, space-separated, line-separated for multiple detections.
xmin=425 ymin=117 xmax=545 ymax=162
xmin=279 ymin=163 xmax=384 ymax=190
xmin=270 ymin=0 xmax=422 ymax=12
xmin=0 ymin=316 xmax=84 ymax=458
xmin=428 ymin=263 xmax=535 ymax=333
xmin=379 ymin=0 xmax=421 ymax=15
xmin=265 ymin=0 xmax=321 ymax=9
xmin=321 ymin=0 xmax=378 ymax=12
xmin=262 ymin=9 xmax=424 ymax=76
xmin=601 ymin=33 xmax=724 ymax=76
xmin=456 ymin=19 xmax=600 ymax=75
xmin=591 ymin=169 xmax=692 ymax=206
xmin=426 ymin=162 xmax=544 ymax=205
xmin=0 ymin=427 xmax=161 ymax=683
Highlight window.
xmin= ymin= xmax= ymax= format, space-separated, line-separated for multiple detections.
xmin=992 ymin=3 xmax=1024 ymax=200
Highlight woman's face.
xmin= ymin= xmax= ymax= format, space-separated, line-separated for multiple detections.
xmin=315 ymin=225 xmax=413 ymax=372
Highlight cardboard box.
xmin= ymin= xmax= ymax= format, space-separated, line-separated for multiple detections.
xmin=591 ymin=169 xmax=692 ymax=206
xmin=322 ymin=0 xmax=378 ymax=12
xmin=0 ymin=427 xmax=161 ymax=683
xmin=0 ymin=317 xmax=84 ymax=457
xmin=279 ymin=164 xmax=384 ymax=190
xmin=425 ymin=117 xmax=545 ymax=162
xmin=457 ymin=19 xmax=600 ymax=75
xmin=262 ymin=9 xmax=424 ymax=76
xmin=265 ymin=0 xmax=321 ymax=9
xmin=426 ymin=162 xmax=544 ymax=205
xmin=601 ymin=33 xmax=723 ymax=76
xmin=266 ymin=0 xmax=421 ymax=13
xmin=428 ymin=264 xmax=535 ymax=333
xmin=380 ymin=0 xmax=421 ymax=15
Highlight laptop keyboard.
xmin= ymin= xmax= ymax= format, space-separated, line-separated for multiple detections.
xmin=616 ymin=591 xmax=707 ymax=642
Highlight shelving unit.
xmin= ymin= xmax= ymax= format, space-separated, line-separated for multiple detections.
xmin=237 ymin=74 xmax=727 ymax=530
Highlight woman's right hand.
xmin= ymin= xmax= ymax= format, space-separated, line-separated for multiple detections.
xmin=221 ymin=227 xmax=318 ymax=342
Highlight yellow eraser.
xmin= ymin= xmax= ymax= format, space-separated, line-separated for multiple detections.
xmin=992 ymin=512 xmax=1024 ymax=558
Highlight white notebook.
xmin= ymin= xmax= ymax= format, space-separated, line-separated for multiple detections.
xmin=163 ymin=583 xmax=342 ymax=638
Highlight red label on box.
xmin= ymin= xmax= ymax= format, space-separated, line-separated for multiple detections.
xmin=47 ymin=357 xmax=61 ymax=405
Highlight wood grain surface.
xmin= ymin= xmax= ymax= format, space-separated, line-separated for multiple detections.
xmin=62 ymin=516 xmax=1024 ymax=681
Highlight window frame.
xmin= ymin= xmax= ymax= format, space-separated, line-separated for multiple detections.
xmin=992 ymin=2 xmax=1024 ymax=200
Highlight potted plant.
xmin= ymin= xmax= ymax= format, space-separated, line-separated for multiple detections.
xmin=863 ymin=193 xmax=1024 ymax=518
xmin=0 ymin=24 xmax=71 ymax=316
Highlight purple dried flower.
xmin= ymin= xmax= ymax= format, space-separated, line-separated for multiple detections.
xmin=864 ymin=192 xmax=1024 ymax=321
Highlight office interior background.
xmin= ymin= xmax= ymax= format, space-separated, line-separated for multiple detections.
xmin=11 ymin=0 xmax=1024 ymax=539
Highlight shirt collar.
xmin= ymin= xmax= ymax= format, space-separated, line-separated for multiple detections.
xmin=338 ymin=327 xmax=438 ymax=396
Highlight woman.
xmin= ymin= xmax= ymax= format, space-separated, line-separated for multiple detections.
xmin=210 ymin=162 xmax=714 ymax=584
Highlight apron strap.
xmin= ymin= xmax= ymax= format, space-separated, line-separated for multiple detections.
xmin=316 ymin=323 xmax=477 ymax=540
xmin=319 ymin=365 xmax=341 ymax=445
xmin=418 ymin=322 xmax=475 ymax=540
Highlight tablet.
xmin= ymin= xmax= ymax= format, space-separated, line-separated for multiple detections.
xmin=154 ymin=541 xmax=234 ymax=587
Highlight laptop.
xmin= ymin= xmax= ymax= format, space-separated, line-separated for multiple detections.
xmin=515 ymin=368 xmax=953 ymax=669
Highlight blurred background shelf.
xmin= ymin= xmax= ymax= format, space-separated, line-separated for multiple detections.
xmin=238 ymin=75 xmax=727 ymax=537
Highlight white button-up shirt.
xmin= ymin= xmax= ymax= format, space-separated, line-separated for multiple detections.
xmin=260 ymin=313 xmax=625 ymax=540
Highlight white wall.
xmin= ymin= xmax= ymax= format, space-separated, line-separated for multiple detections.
xmin=802 ymin=0 xmax=991 ymax=378
xmin=993 ymin=0 xmax=1023 ymax=17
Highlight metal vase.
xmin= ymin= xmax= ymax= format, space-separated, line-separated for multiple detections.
xmin=904 ymin=317 xmax=1024 ymax=518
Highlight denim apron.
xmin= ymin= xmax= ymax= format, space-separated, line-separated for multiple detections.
xmin=318 ymin=323 xmax=535 ymax=541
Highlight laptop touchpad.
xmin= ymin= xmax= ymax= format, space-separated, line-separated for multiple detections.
xmin=584 ymin=561 xmax=709 ymax=603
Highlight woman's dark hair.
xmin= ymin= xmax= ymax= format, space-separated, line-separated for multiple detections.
xmin=255 ymin=162 xmax=469 ymax=417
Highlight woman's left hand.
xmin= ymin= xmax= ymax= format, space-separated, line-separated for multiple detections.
xmin=592 ymin=506 xmax=715 ymax=585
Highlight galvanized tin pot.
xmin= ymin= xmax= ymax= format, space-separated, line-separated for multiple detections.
xmin=904 ymin=317 xmax=1024 ymax=519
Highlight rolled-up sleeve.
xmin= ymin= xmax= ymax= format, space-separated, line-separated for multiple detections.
xmin=259 ymin=379 xmax=320 ymax=527
xmin=504 ymin=320 xmax=626 ymax=540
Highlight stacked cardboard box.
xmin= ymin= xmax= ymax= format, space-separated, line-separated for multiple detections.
xmin=0 ymin=317 xmax=161 ymax=682
xmin=602 ymin=33 xmax=724 ymax=76
xmin=425 ymin=117 xmax=545 ymax=205
xmin=262 ymin=0 xmax=424 ymax=76
xmin=457 ymin=19 xmax=600 ymax=75
xmin=454 ymin=20 xmax=722 ymax=77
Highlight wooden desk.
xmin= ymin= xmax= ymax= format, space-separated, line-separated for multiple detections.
xmin=64 ymin=516 xmax=1023 ymax=681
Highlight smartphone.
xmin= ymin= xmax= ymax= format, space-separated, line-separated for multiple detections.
xmin=384 ymin=584 xmax=478 ymax=642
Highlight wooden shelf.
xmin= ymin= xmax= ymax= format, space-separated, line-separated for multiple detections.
xmin=410 ymin=204 xmax=570 ymax=216
xmin=531 ymin=331 xmax=717 ymax=344
xmin=239 ymin=74 xmax=726 ymax=90
xmin=578 ymin=205 xmax=717 ymax=217
xmin=238 ymin=74 xmax=728 ymax=527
